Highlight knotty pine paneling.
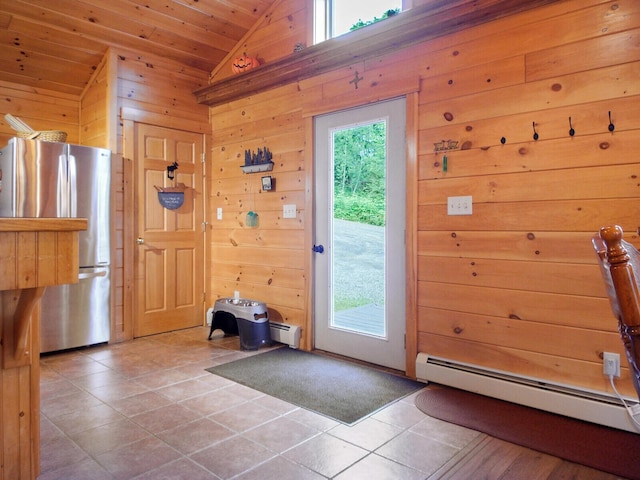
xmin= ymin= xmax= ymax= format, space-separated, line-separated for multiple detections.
xmin=418 ymin=95 xmax=640 ymax=158
xmin=209 ymin=0 xmax=308 ymax=83
xmin=420 ymin=165 xmax=640 ymax=204
xmin=215 ymin=0 xmax=639 ymax=396
xmin=419 ymin=199 xmax=640 ymax=233
xmin=526 ymin=27 xmax=640 ymax=82
xmin=414 ymin=0 xmax=640 ymax=396
xmin=417 ymin=231 xmax=616 ymax=264
xmin=418 ymin=281 xmax=612 ymax=331
xmin=419 ymin=256 xmax=607 ymax=297
xmin=420 ymin=128 xmax=640 ymax=180
xmin=208 ymin=88 xmax=307 ymax=337
xmin=420 ymin=62 xmax=640 ymax=128
xmin=418 ymin=307 xmax=624 ymax=364
xmin=0 ymin=81 xmax=80 ymax=146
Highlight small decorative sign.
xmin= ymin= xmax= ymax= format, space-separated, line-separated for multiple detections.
xmin=434 ymin=140 xmax=459 ymax=153
xmin=155 ymin=183 xmax=187 ymax=210
xmin=157 ymin=192 xmax=184 ymax=210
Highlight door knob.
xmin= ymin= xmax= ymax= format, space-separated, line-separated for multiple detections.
xmin=136 ymin=237 xmax=144 ymax=245
xmin=312 ymin=244 xmax=324 ymax=253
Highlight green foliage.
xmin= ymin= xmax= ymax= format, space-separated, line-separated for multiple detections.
xmin=334 ymin=193 xmax=385 ymax=226
xmin=332 ymin=121 xmax=386 ymax=226
xmin=350 ymin=8 xmax=400 ymax=31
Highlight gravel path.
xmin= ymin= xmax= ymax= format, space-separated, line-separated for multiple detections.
xmin=332 ymin=218 xmax=385 ymax=306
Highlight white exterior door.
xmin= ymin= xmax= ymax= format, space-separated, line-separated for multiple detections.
xmin=314 ymin=97 xmax=406 ymax=370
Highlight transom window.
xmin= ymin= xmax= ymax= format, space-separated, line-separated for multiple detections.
xmin=314 ymin=0 xmax=403 ymax=44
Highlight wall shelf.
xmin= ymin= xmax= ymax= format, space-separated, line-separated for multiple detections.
xmin=241 ymin=162 xmax=274 ymax=174
xmin=193 ymin=0 xmax=558 ymax=108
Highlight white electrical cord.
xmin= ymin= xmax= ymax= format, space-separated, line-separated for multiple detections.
xmin=609 ymin=374 xmax=640 ymax=430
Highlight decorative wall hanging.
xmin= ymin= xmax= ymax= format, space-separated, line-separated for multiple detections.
xmin=434 ymin=140 xmax=458 ymax=173
xmin=155 ymin=183 xmax=186 ymax=210
xmin=166 ymin=161 xmax=179 ymax=180
xmin=261 ymin=175 xmax=274 ymax=191
xmin=241 ymin=147 xmax=274 ymax=173
xmin=232 ymin=53 xmax=259 ymax=74
xmin=350 ymin=71 xmax=363 ymax=89
xmin=246 ymin=183 xmax=258 ymax=227
xmin=433 ymin=140 xmax=459 ymax=153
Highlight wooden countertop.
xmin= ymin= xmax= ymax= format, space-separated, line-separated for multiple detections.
xmin=0 ymin=218 xmax=88 ymax=232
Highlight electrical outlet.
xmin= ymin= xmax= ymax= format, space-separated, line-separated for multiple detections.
xmin=447 ymin=196 xmax=473 ymax=215
xmin=603 ymin=352 xmax=620 ymax=377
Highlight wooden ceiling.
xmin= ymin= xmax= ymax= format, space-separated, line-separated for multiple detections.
xmin=0 ymin=0 xmax=277 ymax=96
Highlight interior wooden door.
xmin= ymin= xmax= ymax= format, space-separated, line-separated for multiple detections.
xmin=134 ymin=123 xmax=205 ymax=337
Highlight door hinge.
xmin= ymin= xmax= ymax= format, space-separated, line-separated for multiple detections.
xmin=201 ymin=221 xmax=208 ymax=232
xmin=201 ymin=153 xmax=206 ymax=163
xmin=203 ymin=292 xmax=206 ymax=303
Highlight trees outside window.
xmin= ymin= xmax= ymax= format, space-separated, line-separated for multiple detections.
xmin=314 ymin=0 xmax=402 ymax=44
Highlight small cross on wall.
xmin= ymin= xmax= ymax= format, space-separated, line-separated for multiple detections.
xmin=350 ymin=71 xmax=363 ymax=89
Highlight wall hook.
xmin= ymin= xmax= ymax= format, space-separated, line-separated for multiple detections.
xmin=532 ymin=122 xmax=539 ymax=141
xmin=500 ymin=136 xmax=506 ymax=145
xmin=568 ymin=117 xmax=575 ymax=137
xmin=608 ymin=111 xmax=615 ymax=132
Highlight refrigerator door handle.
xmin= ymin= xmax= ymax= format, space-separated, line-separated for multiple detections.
xmin=68 ymin=154 xmax=77 ymax=217
xmin=57 ymin=155 xmax=67 ymax=217
xmin=78 ymin=270 xmax=108 ymax=280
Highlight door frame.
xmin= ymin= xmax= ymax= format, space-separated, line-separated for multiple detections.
xmin=122 ymin=116 xmax=208 ymax=343
xmin=306 ymin=92 xmax=419 ymax=376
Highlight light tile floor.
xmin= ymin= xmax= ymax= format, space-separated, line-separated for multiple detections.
xmin=34 ymin=326 xmax=593 ymax=479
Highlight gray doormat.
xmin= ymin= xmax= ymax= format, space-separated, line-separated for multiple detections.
xmin=205 ymin=347 xmax=424 ymax=424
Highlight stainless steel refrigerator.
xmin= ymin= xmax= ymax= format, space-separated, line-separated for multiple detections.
xmin=0 ymin=137 xmax=111 ymax=353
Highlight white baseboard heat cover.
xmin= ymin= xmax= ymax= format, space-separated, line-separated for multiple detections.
xmin=269 ymin=322 xmax=301 ymax=349
xmin=416 ymin=353 xmax=639 ymax=434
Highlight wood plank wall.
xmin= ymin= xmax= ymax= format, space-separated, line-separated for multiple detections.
xmin=0 ymin=81 xmax=80 ymax=146
xmin=415 ymin=0 xmax=639 ymax=397
xmin=208 ymin=0 xmax=639 ymax=396
xmin=209 ymin=0 xmax=309 ymax=84
xmin=116 ymin=49 xmax=210 ymax=342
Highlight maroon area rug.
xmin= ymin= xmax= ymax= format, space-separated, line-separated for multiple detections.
xmin=415 ymin=387 xmax=640 ymax=479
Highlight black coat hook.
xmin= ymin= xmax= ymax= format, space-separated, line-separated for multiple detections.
xmin=532 ymin=122 xmax=538 ymax=141
xmin=608 ymin=111 xmax=615 ymax=132
xmin=500 ymin=136 xmax=506 ymax=145
xmin=568 ymin=117 xmax=575 ymax=137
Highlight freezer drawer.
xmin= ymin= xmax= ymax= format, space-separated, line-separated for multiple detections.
xmin=40 ymin=266 xmax=110 ymax=353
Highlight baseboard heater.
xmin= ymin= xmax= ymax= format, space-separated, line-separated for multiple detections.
xmin=269 ymin=322 xmax=301 ymax=349
xmin=416 ymin=353 xmax=640 ymax=434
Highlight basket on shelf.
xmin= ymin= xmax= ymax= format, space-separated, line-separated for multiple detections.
xmin=5 ymin=113 xmax=67 ymax=143
xmin=16 ymin=130 xmax=68 ymax=142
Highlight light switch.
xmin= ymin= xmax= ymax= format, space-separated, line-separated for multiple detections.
xmin=447 ymin=196 xmax=472 ymax=215
xmin=217 ymin=207 xmax=222 ymax=220
xmin=283 ymin=204 xmax=296 ymax=218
